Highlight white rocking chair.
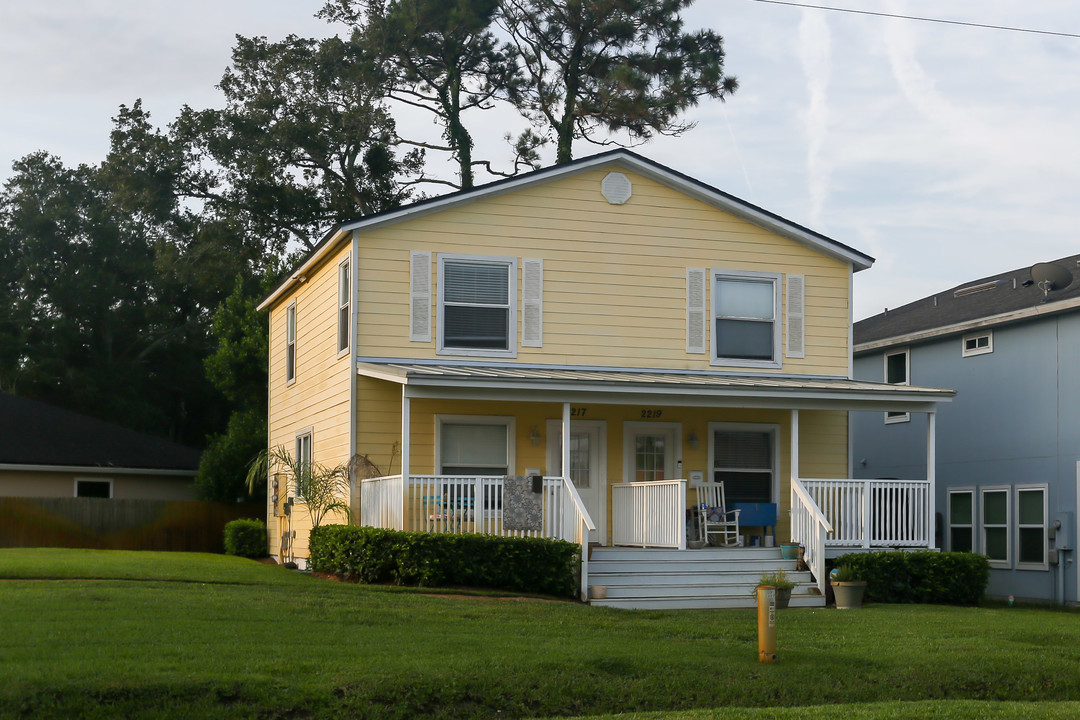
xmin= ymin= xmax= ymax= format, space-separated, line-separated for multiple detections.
xmin=697 ymin=482 xmax=741 ymax=547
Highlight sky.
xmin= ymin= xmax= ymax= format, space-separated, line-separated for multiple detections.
xmin=2 ymin=0 xmax=1079 ymax=321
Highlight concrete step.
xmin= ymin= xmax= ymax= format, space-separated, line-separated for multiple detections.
xmin=592 ymin=593 xmax=825 ymax=610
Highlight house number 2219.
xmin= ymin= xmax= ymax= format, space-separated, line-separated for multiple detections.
xmin=640 ymin=409 xmax=663 ymax=419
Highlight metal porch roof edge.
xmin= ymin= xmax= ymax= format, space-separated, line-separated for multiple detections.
xmin=355 ymin=361 xmax=954 ymax=405
xmin=258 ymin=150 xmax=874 ymax=311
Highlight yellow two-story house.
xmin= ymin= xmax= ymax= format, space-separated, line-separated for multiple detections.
xmin=259 ymin=150 xmax=952 ymax=607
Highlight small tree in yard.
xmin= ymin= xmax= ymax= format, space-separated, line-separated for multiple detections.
xmin=246 ymin=446 xmax=352 ymax=531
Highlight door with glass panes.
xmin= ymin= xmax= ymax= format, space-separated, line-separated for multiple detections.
xmin=547 ymin=420 xmax=605 ymax=544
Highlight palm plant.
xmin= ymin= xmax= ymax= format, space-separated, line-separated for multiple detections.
xmin=246 ymin=445 xmax=351 ymax=530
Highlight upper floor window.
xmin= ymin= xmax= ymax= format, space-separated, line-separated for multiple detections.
xmin=884 ymin=348 xmax=909 ymax=424
xmin=438 ymin=255 xmax=517 ymax=357
xmin=962 ymin=331 xmax=993 ymax=357
xmin=338 ymin=259 xmax=350 ymax=356
xmin=711 ymin=271 xmax=781 ymax=368
xmin=286 ymin=302 xmax=297 ymax=384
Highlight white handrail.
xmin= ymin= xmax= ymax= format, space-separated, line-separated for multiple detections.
xmin=559 ymin=476 xmax=595 ymax=601
xmin=790 ymin=477 xmax=832 ymax=595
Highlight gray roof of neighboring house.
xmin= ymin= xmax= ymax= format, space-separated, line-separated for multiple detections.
xmin=854 ymin=253 xmax=1080 ymax=349
xmin=0 ymin=393 xmax=201 ymax=472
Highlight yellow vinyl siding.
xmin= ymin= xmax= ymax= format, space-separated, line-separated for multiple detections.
xmin=798 ymin=410 xmax=849 ymax=479
xmin=355 ymin=166 xmax=851 ymax=374
xmin=266 ymin=241 xmax=354 ymax=561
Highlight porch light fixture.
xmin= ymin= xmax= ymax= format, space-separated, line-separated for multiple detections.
xmin=687 ymin=432 xmax=699 ymax=448
xmin=529 ymin=427 xmax=542 ymax=446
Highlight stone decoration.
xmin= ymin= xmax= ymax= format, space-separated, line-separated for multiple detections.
xmin=503 ymin=475 xmax=543 ymax=532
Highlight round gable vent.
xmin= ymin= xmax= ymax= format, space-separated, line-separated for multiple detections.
xmin=601 ymin=172 xmax=632 ymax=205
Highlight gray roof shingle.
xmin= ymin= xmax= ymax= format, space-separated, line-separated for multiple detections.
xmin=855 ymin=253 xmax=1080 ymax=347
xmin=0 ymin=394 xmax=201 ymax=472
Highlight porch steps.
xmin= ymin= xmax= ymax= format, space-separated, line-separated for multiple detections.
xmin=587 ymin=547 xmax=825 ymax=610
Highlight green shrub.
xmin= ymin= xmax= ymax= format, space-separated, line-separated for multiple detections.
xmin=223 ymin=518 xmax=267 ymax=558
xmin=831 ymin=550 xmax=989 ymax=605
xmin=309 ymin=525 xmax=580 ymax=597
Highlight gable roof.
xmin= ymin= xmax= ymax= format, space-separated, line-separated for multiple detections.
xmin=855 ymin=253 xmax=1080 ymax=352
xmin=0 ymin=394 xmax=201 ymax=473
xmin=259 ymin=149 xmax=874 ymax=311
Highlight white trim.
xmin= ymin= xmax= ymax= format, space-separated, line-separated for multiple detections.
xmin=409 ymin=250 xmax=432 ymax=343
xmin=686 ymin=268 xmax=707 ymax=354
xmin=337 ymin=257 xmax=350 ymax=358
xmin=74 ymin=477 xmax=113 ymax=498
xmin=855 ymin=294 xmax=1080 ymax=354
xmin=1015 ymin=484 xmax=1049 ymax=571
xmin=884 ymin=347 xmax=910 ymax=424
xmin=947 ymin=487 xmax=975 ymax=553
xmin=980 ymin=485 xmax=1011 ymax=569
xmin=285 ymin=301 xmax=297 ymax=386
xmin=436 ymin=254 xmax=518 ymax=358
xmin=707 ymin=421 xmax=781 ymax=504
xmin=434 ymin=414 xmax=517 ymax=476
xmin=961 ymin=330 xmax=993 ymax=357
xmin=0 ymin=463 xmax=195 ymax=477
xmin=348 ymin=232 xmax=359 ymax=506
xmin=623 ymin=421 xmax=682 ymax=483
xmin=710 ymin=269 xmax=783 ymax=369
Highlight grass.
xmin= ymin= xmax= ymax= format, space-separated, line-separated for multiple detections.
xmin=1 ymin=548 xmax=1079 ymax=719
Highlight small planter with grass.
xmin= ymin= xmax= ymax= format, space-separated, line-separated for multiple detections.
xmin=758 ymin=568 xmax=796 ymax=609
xmin=831 ymin=564 xmax=867 ymax=609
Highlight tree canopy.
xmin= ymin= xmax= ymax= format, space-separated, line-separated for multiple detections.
xmin=0 ymin=1 xmax=736 ymax=499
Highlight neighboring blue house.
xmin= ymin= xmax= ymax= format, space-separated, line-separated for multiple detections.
xmin=851 ymin=254 xmax=1080 ymax=605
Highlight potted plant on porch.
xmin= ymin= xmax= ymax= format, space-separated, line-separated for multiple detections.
xmin=758 ymin=568 xmax=796 ymax=609
xmin=830 ymin=564 xmax=867 ymax=609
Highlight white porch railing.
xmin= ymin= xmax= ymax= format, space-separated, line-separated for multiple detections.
xmin=801 ymin=478 xmax=933 ymax=548
xmin=360 ymin=474 xmax=404 ymax=530
xmin=359 ymin=474 xmax=595 ymax=600
xmin=611 ymin=479 xmax=688 ymax=549
xmin=790 ymin=478 xmax=833 ymax=595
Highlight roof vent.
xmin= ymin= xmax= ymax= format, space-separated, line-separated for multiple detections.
xmin=953 ymin=281 xmax=997 ymax=298
xmin=601 ymin=172 xmax=632 ymax=205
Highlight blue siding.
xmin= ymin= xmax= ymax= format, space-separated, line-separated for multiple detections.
xmin=853 ymin=313 xmax=1079 ymax=604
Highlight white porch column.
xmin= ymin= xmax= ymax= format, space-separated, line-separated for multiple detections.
xmin=927 ymin=411 xmax=937 ymax=549
xmin=790 ymin=409 xmax=799 ymax=546
xmin=401 ymin=388 xmax=410 ymax=530
xmin=562 ymin=402 xmax=571 ymax=481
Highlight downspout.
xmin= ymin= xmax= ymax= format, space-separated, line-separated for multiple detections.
xmin=349 ymin=230 xmax=359 ymax=517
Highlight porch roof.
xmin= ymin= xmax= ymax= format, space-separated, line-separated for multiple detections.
xmin=356 ymin=361 xmax=954 ymax=412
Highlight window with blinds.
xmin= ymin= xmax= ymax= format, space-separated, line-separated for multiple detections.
xmin=712 ymin=428 xmax=774 ymax=504
xmin=438 ymin=256 xmax=516 ymax=355
xmin=711 ymin=271 xmax=781 ymax=367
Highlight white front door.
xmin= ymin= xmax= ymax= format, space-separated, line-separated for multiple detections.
xmin=547 ymin=420 xmax=606 ymax=544
xmin=624 ymin=422 xmax=680 ymax=483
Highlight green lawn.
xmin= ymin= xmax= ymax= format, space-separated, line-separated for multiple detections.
xmin=1 ymin=548 xmax=1078 ymax=719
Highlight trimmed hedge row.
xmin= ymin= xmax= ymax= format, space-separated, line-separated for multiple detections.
xmin=309 ymin=525 xmax=580 ymax=598
xmin=223 ymin=518 xmax=267 ymax=558
xmin=831 ymin=550 xmax=990 ymax=605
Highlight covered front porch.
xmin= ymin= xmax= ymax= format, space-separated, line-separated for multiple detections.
xmin=355 ymin=361 xmax=953 ymax=602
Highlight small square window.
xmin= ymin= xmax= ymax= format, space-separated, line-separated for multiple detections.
xmin=962 ymin=331 xmax=993 ymax=357
xmin=76 ymin=479 xmax=112 ymax=498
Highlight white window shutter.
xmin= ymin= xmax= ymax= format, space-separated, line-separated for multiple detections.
xmin=410 ymin=251 xmax=432 ymax=342
xmin=686 ymin=268 xmax=707 ymax=354
xmin=522 ymin=258 xmax=543 ymax=347
xmin=786 ymin=274 xmax=806 ymax=358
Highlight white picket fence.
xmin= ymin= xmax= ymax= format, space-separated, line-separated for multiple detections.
xmin=610 ymin=479 xmax=688 ymax=549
